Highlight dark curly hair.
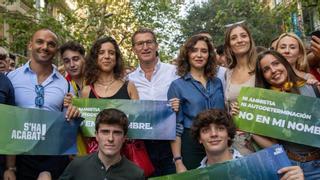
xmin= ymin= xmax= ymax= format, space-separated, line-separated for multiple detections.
xmin=95 ymin=108 xmax=129 ymax=135
xmin=191 ymin=109 xmax=236 ymax=147
xmin=85 ymin=36 xmax=124 ymax=85
xmin=255 ymin=50 xmax=305 ymax=94
xmin=176 ymin=35 xmax=217 ymax=78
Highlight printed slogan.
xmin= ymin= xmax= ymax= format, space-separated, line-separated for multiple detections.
xmin=235 ymin=87 xmax=320 ymax=148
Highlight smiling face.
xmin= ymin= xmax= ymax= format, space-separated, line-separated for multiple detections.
xmin=97 ymin=42 xmax=116 ymax=73
xmin=229 ymin=26 xmax=250 ymax=56
xmin=188 ymin=40 xmax=209 ymax=71
xmin=29 ymin=29 xmax=58 ymax=65
xmin=260 ymin=54 xmax=288 ymax=88
xmin=276 ymin=36 xmax=300 ymax=66
xmin=96 ymin=123 xmax=126 ymax=158
xmin=199 ymin=123 xmax=230 ymax=155
xmin=8 ymin=58 xmax=15 ymax=71
xmin=0 ymin=50 xmax=8 ymax=73
xmin=62 ymin=50 xmax=84 ymax=78
xmin=133 ymin=32 xmax=158 ymax=64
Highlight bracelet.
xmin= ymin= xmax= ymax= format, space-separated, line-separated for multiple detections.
xmin=173 ymin=156 xmax=182 ymax=163
xmin=6 ymin=166 xmax=17 ymax=172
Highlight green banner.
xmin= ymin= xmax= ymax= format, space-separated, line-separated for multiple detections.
xmin=235 ymin=87 xmax=320 ymax=148
xmin=72 ymin=98 xmax=176 ymax=140
xmin=0 ymin=104 xmax=80 ymax=155
xmin=151 ymin=144 xmax=291 ymax=180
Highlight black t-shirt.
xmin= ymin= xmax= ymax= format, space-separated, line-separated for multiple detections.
xmin=0 ymin=73 xmax=15 ymax=105
xmin=0 ymin=73 xmax=15 ymax=178
xmin=59 ymin=152 xmax=144 ymax=180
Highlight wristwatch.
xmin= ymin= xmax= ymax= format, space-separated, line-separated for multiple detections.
xmin=173 ymin=156 xmax=182 ymax=163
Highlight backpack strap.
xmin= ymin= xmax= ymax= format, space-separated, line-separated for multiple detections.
xmin=61 ymin=80 xmax=71 ymax=112
xmin=67 ymin=80 xmax=70 ymax=93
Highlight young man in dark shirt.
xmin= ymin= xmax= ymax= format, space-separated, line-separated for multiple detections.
xmin=60 ymin=108 xmax=144 ymax=180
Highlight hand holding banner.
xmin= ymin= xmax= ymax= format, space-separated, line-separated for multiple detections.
xmin=235 ymin=87 xmax=320 ymax=148
xmin=150 ymin=144 xmax=291 ymax=180
xmin=0 ymin=104 xmax=80 ymax=155
xmin=72 ymin=98 xmax=176 ymax=140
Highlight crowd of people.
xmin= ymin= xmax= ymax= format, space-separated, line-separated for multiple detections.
xmin=0 ymin=22 xmax=320 ymax=180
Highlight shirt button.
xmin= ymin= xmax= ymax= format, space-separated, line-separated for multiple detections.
xmin=101 ymin=166 xmax=104 ymax=170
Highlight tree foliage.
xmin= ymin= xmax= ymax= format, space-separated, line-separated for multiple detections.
xmin=300 ymin=0 xmax=320 ymax=34
xmin=301 ymin=0 xmax=320 ymax=15
xmin=2 ymin=0 xmax=316 ymax=65
xmin=57 ymin=0 xmax=139 ymax=66
xmin=0 ymin=0 xmax=139 ymax=65
xmin=0 ymin=0 xmax=71 ymax=59
xmin=132 ymin=0 xmax=184 ymax=61
xmin=0 ymin=0 xmax=185 ymax=65
xmin=178 ymin=0 xmax=296 ymax=47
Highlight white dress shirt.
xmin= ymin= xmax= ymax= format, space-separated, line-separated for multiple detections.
xmin=128 ymin=60 xmax=179 ymax=101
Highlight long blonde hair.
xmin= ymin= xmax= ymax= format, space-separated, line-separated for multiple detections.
xmin=276 ymin=32 xmax=309 ymax=72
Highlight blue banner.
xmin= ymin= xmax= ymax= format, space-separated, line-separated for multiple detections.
xmin=151 ymin=144 xmax=291 ymax=180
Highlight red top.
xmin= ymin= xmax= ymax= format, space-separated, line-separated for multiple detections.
xmin=310 ymin=68 xmax=320 ymax=82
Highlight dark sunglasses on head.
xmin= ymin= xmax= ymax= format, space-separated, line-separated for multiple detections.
xmin=35 ymin=85 xmax=44 ymax=107
xmin=0 ymin=54 xmax=7 ymax=60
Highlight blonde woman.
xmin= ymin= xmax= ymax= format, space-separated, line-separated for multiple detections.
xmin=276 ymin=32 xmax=316 ymax=80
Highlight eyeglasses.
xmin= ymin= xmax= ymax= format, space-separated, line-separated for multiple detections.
xmin=134 ymin=40 xmax=156 ymax=49
xmin=0 ymin=54 xmax=7 ymax=60
xmin=35 ymin=85 xmax=44 ymax=107
xmin=225 ymin=20 xmax=246 ymax=28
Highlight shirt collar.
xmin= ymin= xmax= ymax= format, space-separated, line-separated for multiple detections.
xmin=137 ymin=58 xmax=161 ymax=75
xmin=23 ymin=61 xmax=59 ymax=79
xmin=199 ymin=148 xmax=243 ymax=167
xmin=183 ymin=72 xmax=193 ymax=80
xmin=95 ymin=151 xmax=125 ymax=170
xmin=183 ymin=73 xmax=215 ymax=82
xmin=231 ymin=149 xmax=243 ymax=159
xmin=199 ymin=156 xmax=208 ymax=167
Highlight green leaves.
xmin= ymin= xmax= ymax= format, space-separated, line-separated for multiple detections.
xmin=178 ymin=0 xmax=289 ymax=47
xmin=132 ymin=0 xmax=183 ymax=62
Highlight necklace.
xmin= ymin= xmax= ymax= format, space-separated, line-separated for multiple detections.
xmin=96 ymin=79 xmax=116 ymax=95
